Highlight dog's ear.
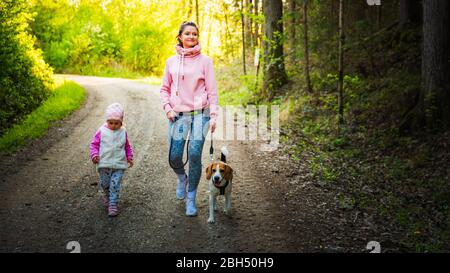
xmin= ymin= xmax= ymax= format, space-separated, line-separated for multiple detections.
xmin=224 ymin=164 xmax=233 ymax=181
xmin=205 ymin=164 xmax=213 ymax=180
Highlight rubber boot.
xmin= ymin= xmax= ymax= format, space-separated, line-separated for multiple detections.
xmin=186 ymin=189 xmax=198 ymax=216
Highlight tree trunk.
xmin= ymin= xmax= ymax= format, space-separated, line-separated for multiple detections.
xmin=330 ymin=0 xmax=334 ymax=18
xmin=399 ymin=0 xmax=421 ymax=28
xmin=288 ymin=0 xmax=296 ymax=60
xmin=254 ymin=0 xmax=261 ymax=92
xmin=254 ymin=0 xmax=259 ymax=48
xmin=303 ymin=0 xmax=312 ymax=94
xmin=195 ymin=0 xmax=199 ymax=26
xmin=241 ymin=0 xmax=247 ymax=75
xmin=337 ymin=0 xmax=344 ymax=125
xmin=329 ymin=0 xmax=336 ymax=38
xmin=245 ymin=0 xmax=254 ymax=49
xmin=262 ymin=0 xmax=288 ymax=100
xmin=421 ymin=0 xmax=450 ymax=129
xmin=377 ymin=4 xmax=382 ymax=29
xmin=187 ymin=0 xmax=193 ymax=19
xmin=223 ymin=3 xmax=233 ymax=58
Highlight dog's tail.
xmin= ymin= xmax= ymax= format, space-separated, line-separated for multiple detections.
xmin=220 ymin=146 xmax=229 ymax=163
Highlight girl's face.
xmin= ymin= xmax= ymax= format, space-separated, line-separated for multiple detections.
xmin=179 ymin=26 xmax=198 ymax=48
xmin=107 ymin=119 xmax=122 ymax=130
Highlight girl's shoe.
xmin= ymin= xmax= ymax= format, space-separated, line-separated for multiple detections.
xmin=108 ymin=204 xmax=119 ymax=217
xmin=176 ymin=174 xmax=188 ymax=200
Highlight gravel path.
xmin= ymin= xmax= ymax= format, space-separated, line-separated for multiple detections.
xmin=0 ymin=76 xmax=300 ymax=253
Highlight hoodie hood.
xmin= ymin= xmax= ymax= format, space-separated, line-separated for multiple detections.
xmin=175 ymin=43 xmax=201 ymax=58
xmin=173 ymin=43 xmax=201 ymax=96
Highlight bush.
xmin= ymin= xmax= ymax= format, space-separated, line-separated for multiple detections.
xmin=0 ymin=0 xmax=54 ymax=135
xmin=0 ymin=80 xmax=85 ymax=154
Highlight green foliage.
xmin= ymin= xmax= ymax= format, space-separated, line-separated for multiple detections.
xmin=0 ymin=0 xmax=54 ymax=135
xmin=0 ymin=80 xmax=85 ymax=154
xmin=208 ymin=0 xmax=449 ymax=252
xmin=30 ymin=0 xmax=180 ymax=76
xmin=217 ymin=60 xmax=260 ymax=106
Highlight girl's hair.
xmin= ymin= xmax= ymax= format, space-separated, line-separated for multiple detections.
xmin=177 ymin=21 xmax=199 ymax=46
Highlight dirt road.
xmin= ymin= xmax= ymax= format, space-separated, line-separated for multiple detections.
xmin=0 ymin=76 xmax=304 ymax=253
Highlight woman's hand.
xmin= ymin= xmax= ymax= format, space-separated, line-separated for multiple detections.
xmin=210 ymin=121 xmax=216 ymax=133
xmin=166 ymin=110 xmax=176 ymax=122
xmin=128 ymin=159 xmax=134 ymax=168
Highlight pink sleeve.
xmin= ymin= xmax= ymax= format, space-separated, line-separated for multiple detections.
xmin=160 ymin=60 xmax=173 ymax=114
xmin=125 ymin=131 xmax=133 ymax=161
xmin=205 ymin=57 xmax=218 ymax=124
xmin=89 ymin=130 xmax=101 ymax=159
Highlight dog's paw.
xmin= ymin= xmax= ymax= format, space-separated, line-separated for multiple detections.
xmin=223 ymin=209 xmax=231 ymax=215
xmin=207 ymin=217 xmax=215 ymax=224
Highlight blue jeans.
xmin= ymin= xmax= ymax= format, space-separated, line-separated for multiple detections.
xmin=98 ymin=168 xmax=124 ymax=206
xmin=168 ymin=110 xmax=210 ymax=192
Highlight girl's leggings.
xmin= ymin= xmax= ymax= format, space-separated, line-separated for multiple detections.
xmin=168 ymin=110 xmax=210 ymax=192
xmin=98 ymin=168 xmax=124 ymax=206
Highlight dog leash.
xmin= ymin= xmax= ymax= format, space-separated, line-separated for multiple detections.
xmin=168 ymin=115 xmax=191 ymax=169
xmin=209 ymin=132 xmax=214 ymax=162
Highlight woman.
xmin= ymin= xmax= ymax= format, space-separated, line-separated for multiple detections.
xmin=160 ymin=21 xmax=218 ymax=216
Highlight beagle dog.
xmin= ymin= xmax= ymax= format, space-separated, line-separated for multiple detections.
xmin=205 ymin=147 xmax=233 ymax=224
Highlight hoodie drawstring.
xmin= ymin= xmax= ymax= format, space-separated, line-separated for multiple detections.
xmin=181 ymin=52 xmax=185 ymax=81
xmin=175 ymin=52 xmax=185 ymax=97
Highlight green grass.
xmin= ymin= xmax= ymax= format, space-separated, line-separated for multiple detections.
xmin=0 ymin=80 xmax=86 ymax=154
xmin=61 ymin=64 xmax=146 ymax=79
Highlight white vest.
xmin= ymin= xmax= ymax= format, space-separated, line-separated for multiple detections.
xmin=98 ymin=126 xmax=128 ymax=170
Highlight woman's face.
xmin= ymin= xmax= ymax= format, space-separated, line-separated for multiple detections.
xmin=179 ymin=26 xmax=198 ymax=48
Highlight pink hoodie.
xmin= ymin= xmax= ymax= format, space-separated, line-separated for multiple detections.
xmin=160 ymin=44 xmax=218 ymax=124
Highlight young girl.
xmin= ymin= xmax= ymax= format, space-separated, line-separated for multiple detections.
xmin=90 ymin=103 xmax=134 ymax=217
xmin=160 ymin=21 xmax=219 ymax=216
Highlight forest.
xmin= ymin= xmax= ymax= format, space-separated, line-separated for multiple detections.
xmin=0 ymin=0 xmax=449 ymax=252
